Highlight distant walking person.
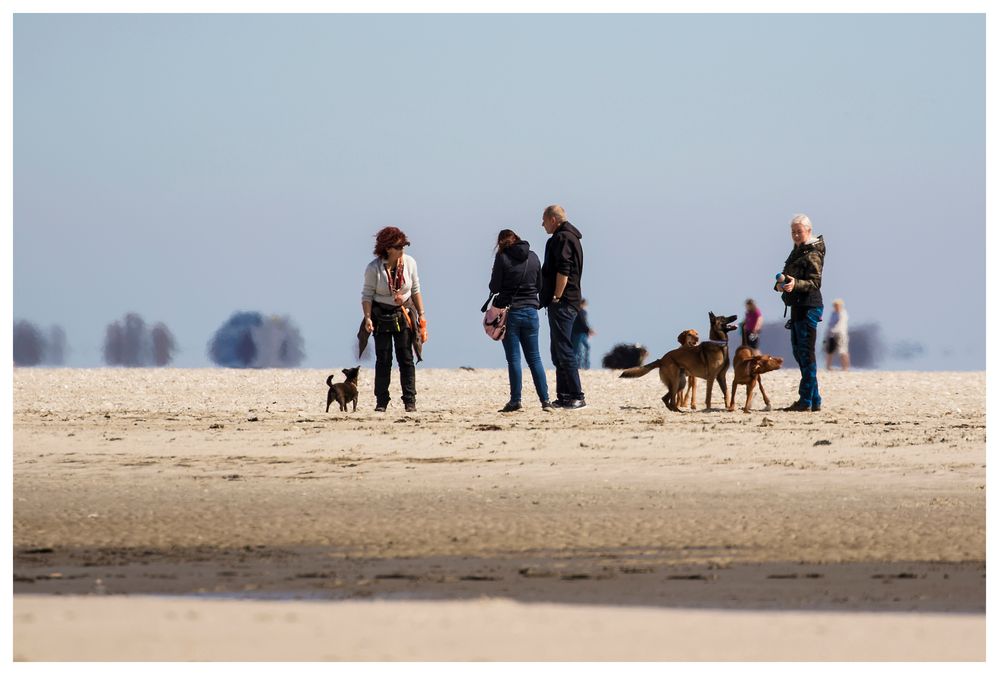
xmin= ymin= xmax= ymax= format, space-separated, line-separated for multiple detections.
xmin=776 ymin=214 xmax=825 ymax=412
xmin=361 ymin=227 xmax=428 ymax=413
xmin=572 ymin=298 xmax=595 ymax=369
xmin=825 ymin=298 xmax=850 ymax=371
xmin=742 ymin=298 xmax=763 ymax=353
xmin=488 ymin=229 xmax=551 ymax=412
xmin=540 ymin=204 xmax=586 ymax=409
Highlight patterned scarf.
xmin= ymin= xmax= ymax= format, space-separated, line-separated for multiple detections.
xmin=385 ymin=257 xmax=405 ymax=295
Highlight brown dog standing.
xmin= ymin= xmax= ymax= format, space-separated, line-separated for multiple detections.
xmin=326 ymin=367 xmax=360 ymax=412
xmin=728 ymin=346 xmax=783 ymax=413
xmin=674 ymin=329 xmax=699 ymax=409
xmin=621 ymin=313 xmax=737 ymax=411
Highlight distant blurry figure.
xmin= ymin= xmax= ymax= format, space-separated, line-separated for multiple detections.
xmin=742 ymin=298 xmax=763 ymax=353
xmin=46 ymin=325 xmax=67 ymax=365
xmin=602 ymin=343 xmax=648 ymax=370
xmin=571 ymin=298 xmax=595 ymax=370
xmin=825 ymin=298 xmax=850 ymax=371
xmin=13 ymin=320 xmax=45 ymax=366
xmin=150 ymin=322 xmax=177 ymax=367
xmin=104 ymin=313 xmax=177 ymax=367
xmin=207 ymin=311 xmax=304 ymax=368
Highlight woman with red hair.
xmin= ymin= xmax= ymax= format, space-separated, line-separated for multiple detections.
xmin=361 ymin=226 xmax=428 ymax=412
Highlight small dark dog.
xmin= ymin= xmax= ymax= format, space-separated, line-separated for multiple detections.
xmin=326 ymin=367 xmax=360 ymax=412
xmin=602 ymin=343 xmax=649 ymax=369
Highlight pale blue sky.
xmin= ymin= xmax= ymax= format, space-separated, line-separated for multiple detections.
xmin=13 ymin=13 xmax=985 ymax=369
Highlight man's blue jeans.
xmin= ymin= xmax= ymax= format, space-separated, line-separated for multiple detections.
xmin=502 ymin=307 xmax=550 ymax=404
xmin=547 ymin=302 xmax=584 ymax=402
xmin=790 ymin=306 xmax=823 ymax=407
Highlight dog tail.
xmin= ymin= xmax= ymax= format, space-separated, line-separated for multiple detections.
xmin=326 ymin=374 xmax=335 ymax=387
xmin=619 ymin=358 xmax=662 ymax=378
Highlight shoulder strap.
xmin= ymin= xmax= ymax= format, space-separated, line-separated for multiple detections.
xmin=514 ymin=258 xmax=531 ymax=289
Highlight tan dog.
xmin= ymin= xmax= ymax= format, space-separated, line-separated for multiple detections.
xmin=621 ymin=313 xmax=738 ymax=411
xmin=728 ymin=346 xmax=783 ymax=413
xmin=674 ymin=329 xmax=700 ymax=409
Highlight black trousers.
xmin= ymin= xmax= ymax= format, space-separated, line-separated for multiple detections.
xmin=374 ymin=326 xmax=416 ymax=407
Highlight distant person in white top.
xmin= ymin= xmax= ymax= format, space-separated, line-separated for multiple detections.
xmin=361 ymin=226 xmax=428 ymax=412
xmin=824 ymin=298 xmax=849 ymax=371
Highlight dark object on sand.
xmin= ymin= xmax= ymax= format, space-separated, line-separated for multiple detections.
xmin=602 ymin=343 xmax=648 ymax=369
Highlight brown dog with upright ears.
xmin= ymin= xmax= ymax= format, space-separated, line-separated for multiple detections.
xmin=326 ymin=367 xmax=360 ymax=412
xmin=728 ymin=346 xmax=783 ymax=413
xmin=620 ymin=313 xmax=738 ymax=411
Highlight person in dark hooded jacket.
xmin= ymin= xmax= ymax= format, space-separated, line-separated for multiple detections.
xmin=775 ymin=213 xmax=825 ymax=412
xmin=540 ymin=204 xmax=586 ymax=409
xmin=489 ymin=229 xmax=551 ymax=412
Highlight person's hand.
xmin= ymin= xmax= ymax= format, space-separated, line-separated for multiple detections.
xmin=419 ymin=316 xmax=428 ymax=343
xmin=364 ymin=317 xmax=374 ymax=334
xmin=781 ymin=276 xmax=796 ymax=293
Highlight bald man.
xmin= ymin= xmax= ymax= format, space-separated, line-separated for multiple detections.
xmin=540 ymin=204 xmax=586 ymax=409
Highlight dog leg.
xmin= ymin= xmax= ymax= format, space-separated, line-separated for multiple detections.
xmin=727 ymin=381 xmax=738 ymax=412
xmin=326 ymin=390 xmax=335 ymax=413
xmin=758 ymin=377 xmax=772 ymax=412
xmin=688 ymin=378 xmax=697 ymax=410
xmin=716 ymin=372 xmax=730 ymax=411
xmin=743 ymin=378 xmax=757 ymax=413
xmin=352 ymin=396 xmax=357 ymax=412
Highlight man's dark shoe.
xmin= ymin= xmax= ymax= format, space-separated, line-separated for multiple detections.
xmin=811 ymin=403 xmax=821 ymax=412
xmin=562 ymin=399 xmax=587 ymax=410
xmin=541 ymin=400 xmax=554 ymax=411
xmin=405 ymin=402 xmax=417 ymax=413
xmin=499 ymin=401 xmax=523 ymax=413
xmin=551 ymin=399 xmax=566 ymax=409
xmin=374 ymin=404 xmax=387 ymax=413
xmin=781 ymin=400 xmax=811 ymax=412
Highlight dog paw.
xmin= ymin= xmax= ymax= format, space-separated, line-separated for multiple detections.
xmin=763 ymin=405 xmax=772 ymax=412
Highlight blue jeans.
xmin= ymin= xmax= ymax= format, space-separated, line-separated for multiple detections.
xmin=547 ymin=303 xmax=584 ymax=401
xmin=502 ymin=307 xmax=550 ymax=404
xmin=790 ymin=306 xmax=823 ymax=407
xmin=573 ymin=332 xmax=591 ymax=369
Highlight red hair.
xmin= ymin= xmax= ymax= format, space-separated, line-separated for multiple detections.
xmin=496 ymin=229 xmax=521 ymax=253
xmin=373 ymin=227 xmax=411 ymax=258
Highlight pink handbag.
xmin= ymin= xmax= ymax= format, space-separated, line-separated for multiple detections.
xmin=482 ymin=294 xmax=508 ymax=341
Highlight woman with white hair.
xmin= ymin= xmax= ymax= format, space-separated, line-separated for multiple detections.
xmin=825 ymin=299 xmax=850 ymax=371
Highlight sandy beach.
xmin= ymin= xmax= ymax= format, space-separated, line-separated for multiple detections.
xmin=12 ymin=367 xmax=986 ymax=660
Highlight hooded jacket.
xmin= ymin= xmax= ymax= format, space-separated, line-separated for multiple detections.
xmin=779 ymin=235 xmax=825 ymax=309
xmin=488 ymin=240 xmax=542 ymax=310
xmin=540 ymin=221 xmax=584 ymax=309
